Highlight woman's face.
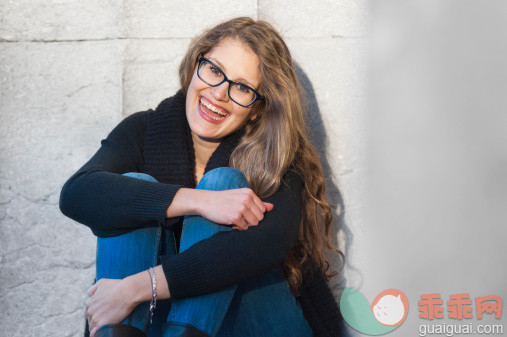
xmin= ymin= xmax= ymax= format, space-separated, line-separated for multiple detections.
xmin=186 ymin=38 xmax=261 ymax=142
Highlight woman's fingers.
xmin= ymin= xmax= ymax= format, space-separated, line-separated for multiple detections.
xmin=86 ymin=298 xmax=96 ymax=329
xmin=84 ymin=278 xmax=133 ymax=337
xmin=86 ymin=296 xmax=93 ymax=311
xmin=87 ymin=282 xmax=98 ymax=297
xmin=242 ymin=189 xmax=270 ymax=224
xmin=249 ymin=190 xmax=267 ymax=213
xmin=90 ymin=326 xmax=98 ymax=337
xmin=236 ymin=190 xmax=276 ymax=228
xmin=237 ymin=216 xmax=249 ymax=230
xmin=242 ymin=207 xmax=260 ymax=227
xmin=87 ymin=310 xmax=95 ymax=334
xmin=248 ymin=201 xmax=265 ymax=223
xmin=200 ymin=189 xmax=274 ymax=228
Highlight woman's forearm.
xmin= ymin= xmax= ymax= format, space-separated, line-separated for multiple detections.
xmin=166 ymin=187 xmax=272 ymax=230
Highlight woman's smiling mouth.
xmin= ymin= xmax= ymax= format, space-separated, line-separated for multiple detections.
xmin=198 ymin=96 xmax=229 ymax=123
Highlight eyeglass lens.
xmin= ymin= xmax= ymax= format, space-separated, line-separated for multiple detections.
xmin=198 ymin=59 xmax=256 ymax=106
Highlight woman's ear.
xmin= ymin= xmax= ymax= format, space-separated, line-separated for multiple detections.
xmin=249 ymin=113 xmax=258 ymax=122
xmin=248 ymin=106 xmax=262 ymax=122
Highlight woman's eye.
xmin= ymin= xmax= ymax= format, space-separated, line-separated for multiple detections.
xmin=237 ymin=83 xmax=250 ymax=93
xmin=210 ymin=65 xmax=221 ymax=76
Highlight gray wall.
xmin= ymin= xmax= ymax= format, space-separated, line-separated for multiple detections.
xmin=363 ymin=1 xmax=507 ymax=336
xmin=0 ymin=1 xmax=367 ymax=336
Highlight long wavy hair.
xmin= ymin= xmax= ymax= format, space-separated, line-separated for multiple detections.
xmin=179 ymin=17 xmax=342 ymax=296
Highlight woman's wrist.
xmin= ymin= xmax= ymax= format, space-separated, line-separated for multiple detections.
xmin=123 ymin=270 xmax=153 ymax=306
xmin=122 ymin=266 xmax=171 ymax=307
xmin=166 ymin=188 xmax=209 ymax=218
xmin=192 ymin=189 xmax=209 ymax=217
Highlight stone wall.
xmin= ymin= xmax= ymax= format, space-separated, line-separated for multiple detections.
xmin=0 ymin=1 xmax=367 ymax=336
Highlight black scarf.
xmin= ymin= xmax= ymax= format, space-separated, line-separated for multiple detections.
xmin=143 ymin=90 xmax=244 ymax=188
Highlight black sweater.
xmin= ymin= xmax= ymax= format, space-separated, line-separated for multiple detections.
xmin=59 ymin=91 xmax=342 ymax=336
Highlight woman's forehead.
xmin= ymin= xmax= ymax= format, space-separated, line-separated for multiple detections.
xmin=206 ymin=38 xmax=261 ymax=88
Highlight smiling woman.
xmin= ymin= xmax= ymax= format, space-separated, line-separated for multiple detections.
xmin=59 ymin=17 xmax=342 ymax=337
xmin=186 ymin=38 xmax=262 ymax=183
xmin=186 ymin=38 xmax=260 ymax=138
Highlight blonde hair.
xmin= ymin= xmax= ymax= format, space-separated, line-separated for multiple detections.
xmin=179 ymin=17 xmax=341 ymax=295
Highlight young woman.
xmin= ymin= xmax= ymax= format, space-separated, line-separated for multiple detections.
xmin=60 ymin=17 xmax=342 ymax=337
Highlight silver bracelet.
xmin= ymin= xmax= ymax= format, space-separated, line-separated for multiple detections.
xmin=148 ymin=267 xmax=157 ymax=324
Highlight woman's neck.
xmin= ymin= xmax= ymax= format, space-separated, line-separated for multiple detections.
xmin=192 ymin=132 xmax=221 ymax=182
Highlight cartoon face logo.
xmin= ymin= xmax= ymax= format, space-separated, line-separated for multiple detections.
xmin=371 ymin=289 xmax=409 ymax=326
xmin=340 ymin=287 xmax=409 ymax=335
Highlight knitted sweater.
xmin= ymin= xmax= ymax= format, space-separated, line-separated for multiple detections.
xmin=59 ymin=91 xmax=342 ymax=336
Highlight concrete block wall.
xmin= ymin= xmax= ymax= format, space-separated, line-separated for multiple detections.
xmin=0 ymin=2 xmax=367 ymax=336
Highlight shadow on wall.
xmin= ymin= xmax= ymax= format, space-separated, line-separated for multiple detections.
xmin=295 ymin=63 xmax=356 ymax=337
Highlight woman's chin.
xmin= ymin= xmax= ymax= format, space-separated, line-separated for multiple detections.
xmin=197 ymin=134 xmax=223 ymax=143
xmin=190 ymin=129 xmax=223 ymax=143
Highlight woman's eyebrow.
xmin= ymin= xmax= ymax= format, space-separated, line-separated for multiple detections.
xmin=209 ymin=57 xmax=256 ymax=88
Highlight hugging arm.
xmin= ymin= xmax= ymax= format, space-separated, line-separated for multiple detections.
xmin=59 ymin=111 xmax=182 ymax=237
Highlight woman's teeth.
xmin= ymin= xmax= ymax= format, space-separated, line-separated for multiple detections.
xmin=200 ymin=98 xmax=227 ymax=120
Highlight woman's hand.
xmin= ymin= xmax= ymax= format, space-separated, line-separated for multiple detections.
xmin=198 ymin=188 xmax=274 ymax=230
xmin=166 ymin=188 xmax=274 ymax=229
xmin=86 ymin=278 xmax=137 ymax=337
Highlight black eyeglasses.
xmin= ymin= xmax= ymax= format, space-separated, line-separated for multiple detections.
xmin=196 ymin=56 xmax=263 ymax=107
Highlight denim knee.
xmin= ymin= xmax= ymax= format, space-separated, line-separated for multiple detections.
xmin=197 ymin=167 xmax=249 ymax=191
xmin=123 ymin=172 xmax=158 ymax=183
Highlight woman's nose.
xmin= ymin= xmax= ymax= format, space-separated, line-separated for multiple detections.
xmin=210 ymin=82 xmax=229 ymax=101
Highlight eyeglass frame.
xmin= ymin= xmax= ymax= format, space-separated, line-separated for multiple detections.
xmin=196 ymin=55 xmax=263 ymax=107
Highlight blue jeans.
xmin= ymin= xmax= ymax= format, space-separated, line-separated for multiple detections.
xmin=96 ymin=168 xmax=313 ymax=337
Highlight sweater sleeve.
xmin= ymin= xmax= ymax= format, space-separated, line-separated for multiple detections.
xmin=59 ymin=111 xmax=182 ymax=237
xmin=160 ymin=169 xmax=303 ymax=298
xmin=298 ymin=258 xmax=343 ymax=337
